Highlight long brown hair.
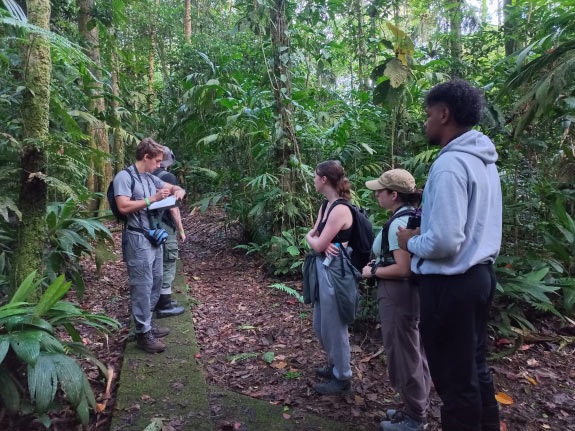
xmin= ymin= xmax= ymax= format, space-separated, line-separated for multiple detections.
xmin=316 ymin=160 xmax=352 ymax=200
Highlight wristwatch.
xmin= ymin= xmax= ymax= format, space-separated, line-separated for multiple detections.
xmin=370 ymin=264 xmax=377 ymax=277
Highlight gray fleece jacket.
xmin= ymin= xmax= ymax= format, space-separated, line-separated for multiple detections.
xmin=408 ymin=130 xmax=503 ymax=275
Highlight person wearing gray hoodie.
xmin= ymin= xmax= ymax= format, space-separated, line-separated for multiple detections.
xmin=398 ymin=80 xmax=502 ymax=431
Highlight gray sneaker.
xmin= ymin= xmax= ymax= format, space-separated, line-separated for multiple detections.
xmin=380 ymin=411 xmax=424 ymax=431
xmin=315 ymin=365 xmax=334 ymax=379
xmin=314 ymin=377 xmax=351 ymax=395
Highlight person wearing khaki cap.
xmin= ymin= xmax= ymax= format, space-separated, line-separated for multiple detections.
xmin=363 ymin=169 xmax=430 ymax=431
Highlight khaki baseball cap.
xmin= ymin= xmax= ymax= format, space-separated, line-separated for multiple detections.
xmin=365 ymin=169 xmax=416 ymax=193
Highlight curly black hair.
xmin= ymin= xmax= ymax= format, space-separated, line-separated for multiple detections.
xmin=425 ymin=79 xmax=485 ymax=127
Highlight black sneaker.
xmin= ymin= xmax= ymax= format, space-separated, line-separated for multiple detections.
xmin=314 ymin=377 xmax=351 ymax=395
xmin=315 ymin=365 xmax=334 ymax=379
xmin=156 ymin=303 xmax=185 ymax=318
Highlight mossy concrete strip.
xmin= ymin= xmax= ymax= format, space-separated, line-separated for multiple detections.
xmin=110 ymin=270 xmax=213 ymax=431
xmin=207 ymin=385 xmax=359 ymax=431
xmin=111 ymin=265 xmax=360 ymax=431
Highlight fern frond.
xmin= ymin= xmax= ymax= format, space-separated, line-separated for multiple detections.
xmin=0 ymin=18 xmax=96 ymax=68
xmin=268 ymin=283 xmax=304 ymax=303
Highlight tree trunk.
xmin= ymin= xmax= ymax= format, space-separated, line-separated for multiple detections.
xmin=184 ymin=0 xmax=192 ymax=43
xmin=12 ymin=0 xmax=52 ymax=291
xmin=270 ymin=0 xmax=298 ymax=169
xmin=78 ymin=0 xmax=112 ymax=211
xmin=148 ymin=0 xmax=158 ymax=113
xmin=110 ymin=26 xmax=124 ymax=173
xmin=270 ymin=0 xmax=308 ymax=231
xmin=503 ymin=0 xmax=517 ymax=56
xmin=353 ymin=0 xmax=367 ymax=91
xmin=449 ymin=0 xmax=463 ymax=77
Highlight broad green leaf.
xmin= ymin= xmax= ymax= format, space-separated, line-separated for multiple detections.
xmin=522 ymin=267 xmax=549 ymax=282
xmin=10 ymin=331 xmax=42 ymax=364
xmin=28 ymin=354 xmax=58 ymax=412
xmin=197 ymin=133 xmax=219 ymax=146
xmin=76 ymin=397 xmax=90 ymax=425
xmin=3 ymin=315 xmax=54 ymax=333
xmin=39 ymin=332 xmax=65 ymax=354
xmin=82 ymin=374 xmax=97 ymax=409
xmin=384 ymin=58 xmax=410 ymax=88
xmin=0 ymin=367 xmax=20 ymax=414
xmin=35 ymin=275 xmax=72 ymax=317
xmin=10 ymin=270 xmax=42 ymax=304
xmin=262 ymin=352 xmax=275 ymax=363
xmin=0 ymin=336 xmax=10 ymax=364
xmin=53 ymin=354 xmax=84 ymax=405
xmin=286 ymin=245 xmax=300 ymax=256
xmin=143 ymin=418 xmax=164 ymax=431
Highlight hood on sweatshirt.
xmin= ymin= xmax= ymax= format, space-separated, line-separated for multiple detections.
xmin=438 ymin=129 xmax=498 ymax=165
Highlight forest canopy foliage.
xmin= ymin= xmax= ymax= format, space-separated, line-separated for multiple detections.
xmin=0 ymin=0 xmax=574 ymax=341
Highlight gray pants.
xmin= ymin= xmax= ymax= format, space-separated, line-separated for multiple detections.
xmin=378 ymin=278 xmax=431 ymax=422
xmin=125 ymin=231 xmax=163 ymax=334
xmin=313 ymin=258 xmax=352 ymax=380
xmin=161 ymin=223 xmax=178 ymax=295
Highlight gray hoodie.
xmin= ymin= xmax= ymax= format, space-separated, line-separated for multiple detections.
xmin=408 ymin=130 xmax=502 ymax=275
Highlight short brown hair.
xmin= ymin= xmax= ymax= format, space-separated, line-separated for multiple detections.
xmin=135 ymin=137 xmax=164 ymax=161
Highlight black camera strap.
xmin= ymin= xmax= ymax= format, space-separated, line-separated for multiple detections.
xmin=379 ymin=207 xmax=417 ymax=262
xmin=132 ymin=164 xmax=159 ymax=230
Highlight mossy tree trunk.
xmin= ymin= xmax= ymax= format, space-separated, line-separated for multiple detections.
xmin=148 ymin=0 xmax=159 ymax=114
xmin=353 ymin=0 xmax=367 ymax=91
xmin=12 ymin=0 xmax=52 ymax=292
xmin=270 ymin=0 xmax=298 ymax=170
xmin=184 ymin=0 xmax=192 ymax=43
xmin=78 ymin=0 xmax=112 ymax=212
xmin=269 ymin=0 xmax=310 ymax=232
xmin=110 ymin=26 xmax=124 ymax=173
xmin=449 ymin=0 xmax=463 ymax=77
xmin=503 ymin=0 xmax=517 ymax=56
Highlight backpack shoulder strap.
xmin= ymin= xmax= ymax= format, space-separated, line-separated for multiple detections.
xmin=325 ymin=199 xmax=353 ymax=221
xmin=380 ymin=208 xmax=416 ymax=256
xmin=123 ymin=167 xmax=136 ymax=197
xmin=320 ymin=199 xmax=329 ymax=219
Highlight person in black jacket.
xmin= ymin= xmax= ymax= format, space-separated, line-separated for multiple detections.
xmin=152 ymin=146 xmax=186 ymax=318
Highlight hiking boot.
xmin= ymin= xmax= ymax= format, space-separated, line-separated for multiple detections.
xmin=315 ymin=365 xmax=335 ymax=379
xmin=314 ymin=377 xmax=351 ymax=395
xmin=135 ymin=331 xmax=165 ymax=353
xmin=151 ymin=323 xmax=169 ymax=338
xmin=380 ymin=411 xmax=425 ymax=431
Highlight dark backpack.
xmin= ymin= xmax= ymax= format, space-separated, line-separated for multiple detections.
xmin=321 ymin=199 xmax=375 ymax=271
xmin=107 ymin=168 xmax=135 ymax=222
xmin=379 ymin=207 xmax=422 ymax=261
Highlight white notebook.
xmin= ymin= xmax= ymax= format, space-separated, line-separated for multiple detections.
xmin=148 ymin=195 xmax=177 ymax=210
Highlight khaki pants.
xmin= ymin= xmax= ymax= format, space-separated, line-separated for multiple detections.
xmin=378 ymin=278 xmax=431 ymax=422
xmin=160 ymin=223 xmax=178 ymax=295
xmin=124 ymin=230 xmax=163 ymax=334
